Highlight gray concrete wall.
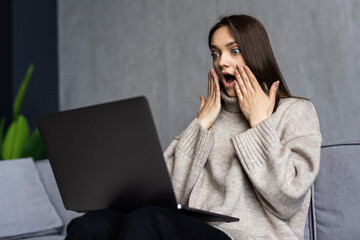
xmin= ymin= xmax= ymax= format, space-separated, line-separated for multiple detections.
xmin=59 ymin=0 xmax=360 ymax=150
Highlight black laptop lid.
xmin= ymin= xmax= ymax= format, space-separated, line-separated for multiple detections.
xmin=37 ymin=96 xmax=177 ymax=212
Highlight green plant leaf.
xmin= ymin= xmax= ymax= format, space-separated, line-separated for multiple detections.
xmin=13 ymin=64 xmax=34 ymax=120
xmin=0 ymin=117 xmax=6 ymax=159
xmin=22 ymin=128 xmax=46 ymax=160
xmin=1 ymin=115 xmax=30 ymax=160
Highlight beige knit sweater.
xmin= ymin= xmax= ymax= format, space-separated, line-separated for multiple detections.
xmin=163 ymin=90 xmax=322 ymax=240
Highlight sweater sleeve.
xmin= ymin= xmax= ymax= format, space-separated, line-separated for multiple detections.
xmin=231 ymin=99 xmax=322 ymax=220
xmin=163 ymin=118 xmax=214 ymax=205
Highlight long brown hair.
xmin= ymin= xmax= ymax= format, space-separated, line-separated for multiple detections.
xmin=208 ymin=15 xmax=308 ymax=111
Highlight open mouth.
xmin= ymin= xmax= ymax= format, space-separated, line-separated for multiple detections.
xmin=223 ymin=73 xmax=236 ymax=84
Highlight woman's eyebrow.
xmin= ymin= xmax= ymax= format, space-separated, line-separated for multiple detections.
xmin=210 ymin=41 xmax=237 ymax=50
xmin=225 ymin=41 xmax=237 ymax=47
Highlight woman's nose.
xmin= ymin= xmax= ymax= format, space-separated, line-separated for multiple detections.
xmin=219 ymin=53 xmax=230 ymax=68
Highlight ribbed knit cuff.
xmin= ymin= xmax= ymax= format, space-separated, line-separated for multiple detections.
xmin=231 ymin=117 xmax=280 ymax=173
xmin=176 ymin=118 xmax=214 ymax=165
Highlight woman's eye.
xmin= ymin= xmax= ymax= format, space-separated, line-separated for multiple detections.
xmin=211 ymin=52 xmax=220 ymax=58
xmin=232 ymin=49 xmax=240 ymax=54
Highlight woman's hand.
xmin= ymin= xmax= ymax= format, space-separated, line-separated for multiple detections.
xmin=234 ymin=64 xmax=280 ymax=128
xmin=197 ymin=69 xmax=221 ymax=130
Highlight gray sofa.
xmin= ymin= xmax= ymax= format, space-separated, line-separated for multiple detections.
xmin=4 ymin=139 xmax=359 ymax=239
xmin=304 ymin=139 xmax=360 ymax=240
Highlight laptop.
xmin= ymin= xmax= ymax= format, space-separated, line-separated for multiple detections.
xmin=37 ymin=96 xmax=239 ymax=223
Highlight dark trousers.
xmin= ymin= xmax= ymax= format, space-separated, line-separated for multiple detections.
xmin=65 ymin=206 xmax=231 ymax=240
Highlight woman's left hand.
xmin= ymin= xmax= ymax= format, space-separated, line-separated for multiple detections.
xmin=234 ymin=64 xmax=280 ymax=128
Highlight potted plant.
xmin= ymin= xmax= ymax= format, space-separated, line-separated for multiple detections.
xmin=0 ymin=64 xmax=46 ymax=161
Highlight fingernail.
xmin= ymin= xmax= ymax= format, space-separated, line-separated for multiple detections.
xmin=236 ymin=64 xmax=240 ymax=69
xmin=275 ymin=80 xmax=280 ymax=87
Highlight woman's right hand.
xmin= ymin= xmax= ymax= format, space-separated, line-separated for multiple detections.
xmin=197 ymin=69 xmax=221 ymax=130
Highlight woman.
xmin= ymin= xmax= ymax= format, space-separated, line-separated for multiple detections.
xmin=66 ymin=14 xmax=322 ymax=240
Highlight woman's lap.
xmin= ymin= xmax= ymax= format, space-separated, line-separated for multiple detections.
xmin=66 ymin=208 xmax=125 ymax=240
xmin=66 ymin=206 xmax=230 ymax=240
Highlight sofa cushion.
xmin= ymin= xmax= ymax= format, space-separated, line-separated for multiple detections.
xmin=0 ymin=158 xmax=63 ymax=239
xmin=314 ymin=140 xmax=360 ymax=239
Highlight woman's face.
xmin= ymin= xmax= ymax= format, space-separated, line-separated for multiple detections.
xmin=210 ymin=26 xmax=246 ymax=97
